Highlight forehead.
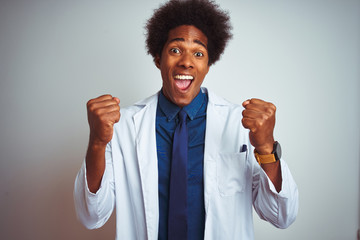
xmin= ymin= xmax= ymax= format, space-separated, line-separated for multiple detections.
xmin=166 ymin=25 xmax=208 ymax=47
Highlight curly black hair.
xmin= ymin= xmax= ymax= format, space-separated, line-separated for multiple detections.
xmin=145 ymin=0 xmax=232 ymax=66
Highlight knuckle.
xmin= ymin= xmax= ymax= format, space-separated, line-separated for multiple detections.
xmin=87 ymin=99 xmax=94 ymax=109
xmin=272 ymin=104 xmax=277 ymax=112
xmin=93 ymin=108 xmax=102 ymax=116
xmin=265 ymin=104 xmax=276 ymax=114
xmin=102 ymin=94 xmax=112 ymax=99
xmin=267 ymin=102 xmax=276 ymax=110
xmin=255 ymin=120 xmax=263 ymax=128
xmin=262 ymin=114 xmax=269 ymax=121
xmin=241 ymin=118 xmax=246 ymax=125
xmin=266 ymin=109 xmax=273 ymax=115
xmin=105 ymin=121 xmax=113 ymax=128
xmin=88 ymin=105 xmax=96 ymax=113
xmin=114 ymin=113 xmax=121 ymax=123
xmin=98 ymin=113 xmax=105 ymax=121
xmin=241 ymin=118 xmax=249 ymax=128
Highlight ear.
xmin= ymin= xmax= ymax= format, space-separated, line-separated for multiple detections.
xmin=155 ymin=55 xmax=161 ymax=69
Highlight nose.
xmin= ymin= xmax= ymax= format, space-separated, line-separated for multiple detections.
xmin=178 ymin=52 xmax=194 ymax=69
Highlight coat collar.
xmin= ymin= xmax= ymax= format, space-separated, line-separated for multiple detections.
xmin=132 ymin=87 xmax=230 ymax=108
xmin=130 ymin=87 xmax=231 ymax=238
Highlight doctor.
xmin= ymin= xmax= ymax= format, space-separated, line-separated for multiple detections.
xmin=74 ymin=0 xmax=298 ymax=239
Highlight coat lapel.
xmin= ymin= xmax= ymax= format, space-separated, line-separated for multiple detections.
xmin=133 ymin=93 xmax=159 ymax=239
xmin=203 ymin=89 xmax=228 ymax=213
xmin=130 ymin=88 xmax=231 ymax=239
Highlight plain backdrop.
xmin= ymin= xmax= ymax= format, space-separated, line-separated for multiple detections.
xmin=0 ymin=0 xmax=359 ymax=239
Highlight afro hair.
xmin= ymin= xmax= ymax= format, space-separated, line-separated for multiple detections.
xmin=145 ymin=0 xmax=232 ymax=66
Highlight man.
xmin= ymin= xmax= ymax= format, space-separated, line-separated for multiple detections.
xmin=74 ymin=0 xmax=298 ymax=239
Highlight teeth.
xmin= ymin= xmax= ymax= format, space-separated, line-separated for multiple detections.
xmin=174 ymin=75 xmax=194 ymax=80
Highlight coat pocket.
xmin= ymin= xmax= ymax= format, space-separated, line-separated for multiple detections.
xmin=217 ymin=152 xmax=247 ymax=197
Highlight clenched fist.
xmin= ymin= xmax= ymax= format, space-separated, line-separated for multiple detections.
xmin=87 ymin=94 xmax=120 ymax=147
xmin=241 ymin=98 xmax=276 ymax=155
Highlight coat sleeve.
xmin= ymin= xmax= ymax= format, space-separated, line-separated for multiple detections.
xmin=252 ymin=153 xmax=299 ymax=229
xmin=73 ymin=143 xmax=115 ymax=229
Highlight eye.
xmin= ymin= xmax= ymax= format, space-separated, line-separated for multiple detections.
xmin=194 ymin=52 xmax=204 ymax=57
xmin=170 ymin=48 xmax=180 ymax=54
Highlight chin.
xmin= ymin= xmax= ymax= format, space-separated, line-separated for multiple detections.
xmin=173 ymin=97 xmax=190 ymax=107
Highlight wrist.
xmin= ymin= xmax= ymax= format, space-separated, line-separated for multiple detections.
xmin=254 ymin=141 xmax=275 ymax=155
xmin=88 ymin=142 xmax=106 ymax=152
xmin=88 ymin=139 xmax=107 ymax=152
xmin=89 ymin=134 xmax=109 ymax=150
xmin=254 ymin=141 xmax=282 ymax=165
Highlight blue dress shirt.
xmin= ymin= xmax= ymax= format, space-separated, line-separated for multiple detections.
xmin=156 ymin=90 xmax=208 ymax=240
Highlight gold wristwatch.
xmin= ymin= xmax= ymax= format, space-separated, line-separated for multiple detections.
xmin=254 ymin=141 xmax=282 ymax=165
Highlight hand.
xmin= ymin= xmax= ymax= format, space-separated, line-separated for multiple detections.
xmin=87 ymin=94 xmax=120 ymax=147
xmin=241 ymin=98 xmax=276 ymax=154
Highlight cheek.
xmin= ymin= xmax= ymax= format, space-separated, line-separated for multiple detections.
xmin=199 ymin=65 xmax=209 ymax=79
xmin=160 ymin=68 xmax=172 ymax=89
xmin=160 ymin=60 xmax=172 ymax=76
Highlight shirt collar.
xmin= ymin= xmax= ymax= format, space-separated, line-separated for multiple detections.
xmin=158 ymin=89 xmax=206 ymax=121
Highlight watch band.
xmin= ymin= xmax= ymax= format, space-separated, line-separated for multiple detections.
xmin=254 ymin=150 xmax=277 ymax=165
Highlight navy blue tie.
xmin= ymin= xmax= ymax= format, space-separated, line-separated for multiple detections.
xmin=168 ymin=109 xmax=188 ymax=240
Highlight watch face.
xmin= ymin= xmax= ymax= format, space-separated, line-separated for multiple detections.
xmin=273 ymin=141 xmax=282 ymax=160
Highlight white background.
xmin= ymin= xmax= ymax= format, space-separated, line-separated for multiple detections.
xmin=0 ymin=0 xmax=359 ymax=239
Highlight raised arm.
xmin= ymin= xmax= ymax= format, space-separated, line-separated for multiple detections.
xmin=241 ymin=98 xmax=281 ymax=192
xmin=86 ymin=94 xmax=120 ymax=193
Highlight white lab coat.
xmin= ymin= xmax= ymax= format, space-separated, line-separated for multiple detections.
xmin=74 ymin=88 xmax=298 ymax=240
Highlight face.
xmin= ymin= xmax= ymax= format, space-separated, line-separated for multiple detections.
xmin=155 ymin=25 xmax=210 ymax=107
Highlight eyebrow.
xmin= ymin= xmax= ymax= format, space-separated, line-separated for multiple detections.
xmin=168 ymin=38 xmax=207 ymax=49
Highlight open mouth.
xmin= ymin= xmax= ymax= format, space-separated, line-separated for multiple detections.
xmin=174 ymin=74 xmax=194 ymax=91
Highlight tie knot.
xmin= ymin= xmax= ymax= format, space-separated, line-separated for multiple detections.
xmin=178 ymin=109 xmax=187 ymax=123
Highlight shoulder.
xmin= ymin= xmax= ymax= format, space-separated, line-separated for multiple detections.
xmin=204 ymin=87 xmax=243 ymax=116
xmin=119 ymin=92 xmax=159 ymax=119
xmin=113 ymin=92 xmax=159 ymax=132
xmin=113 ymin=92 xmax=159 ymax=139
